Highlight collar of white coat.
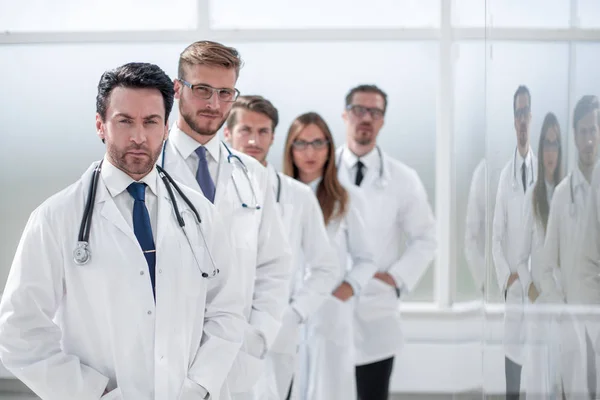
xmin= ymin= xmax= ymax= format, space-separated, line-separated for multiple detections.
xmin=307 ymin=177 xmax=322 ymax=193
xmin=265 ymin=162 xmax=280 ymax=197
xmin=340 ymin=144 xmax=380 ymax=173
xmin=170 ymin=123 xmax=221 ymax=164
xmin=572 ymin=163 xmax=591 ymax=195
xmin=100 ymin=154 xmax=159 ymax=201
xmin=515 ymin=146 xmax=533 ymax=170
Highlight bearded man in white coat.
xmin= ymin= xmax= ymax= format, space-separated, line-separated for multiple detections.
xmin=158 ymin=41 xmax=293 ymax=400
xmin=0 ymin=62 xmax=246 ymax=400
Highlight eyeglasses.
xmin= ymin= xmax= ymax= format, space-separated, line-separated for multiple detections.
xmin=178 ymin=79 xmax=240 ymax=102
xmin=514 ymin=106 xmax=531 ymax=119
xmin=292 ymin=139 xmax=329 ymax=151
xmin=543 ymin=140 xmax=560 ymax=150
xmin=347 ymin=104 xmax=385 ymax=120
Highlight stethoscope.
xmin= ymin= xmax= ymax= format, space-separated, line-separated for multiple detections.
xmin=568 ymin=172 xmax=577 ymax=217
xmin=511 ymin=147 xmax=535 ymax=191
xmin=336 ymin=145 xmax=389 ymax=188
xmin=73 ymin=159 xmax=219 ymax=279
xmin=161 ymin=139 xmax=261 ymax=210
xmin=275 ymin=173 xmax=282 ymax=203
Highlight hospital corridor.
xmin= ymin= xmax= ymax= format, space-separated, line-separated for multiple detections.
xmin=2 ymin=0 xmax=600 ymax=399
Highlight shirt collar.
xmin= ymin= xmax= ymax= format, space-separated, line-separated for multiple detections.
xmin=101 ymin=155 xmax=158 ymax=198
xmin=516 ymin=146 xmax=532 ymax=167
xmin=341 ymin=145 xmax=379 ymax=171
xmin=170 ymin=123 xmax=221 ymax=163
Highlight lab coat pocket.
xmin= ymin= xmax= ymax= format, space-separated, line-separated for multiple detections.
xmin=179 ymin=377 xmax=209 ymax=400
xmin=227 ymin=328 xmax=267 ymax=392
xmin=357 ymin=278 xmax=399 ymax=320
xmin=270 ymin=308 xmax=300 ymax=355
xmin=309 ymin=296 xmax=353 ymax=344
xmin=100 ymin=387 xmax=123 ymax=400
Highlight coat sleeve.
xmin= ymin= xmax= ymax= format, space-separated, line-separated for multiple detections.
xmin=248 ymin=170 xmax=293 ymax=350
xmin=464 ymin=161 xmax=486 ymax=291
xmin=492 ymin=170 xmax=512 ymax=295
xmin=290 ymin=189 xmax=338 ymax=320
xmin=0 ymin=207 xmax=109 ymax=400
xmin=387 ymin=170 xmax=437 ymax=293
xmin=186 ymin=206 xmax=246 ymax=398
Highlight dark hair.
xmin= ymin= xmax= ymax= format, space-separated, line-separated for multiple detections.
xmin=226 ymin=95 xmax=279 ymax=131
xmin=533 ymin=112 xmax=563 ymax=233
xmin=96 ymin=62 xmax=175 ymax=125
xmin=178 ymin=40 xmax=243 ymax=80
xmin=513 ymin=85 xmax=531 ymax=115
xmin=283 ymin=112 xmax=348 ymax=225
xmin=573 ymin=95 xmax=600 ymax=131
xmin=345 ymin=84 xmax=388 ymax=113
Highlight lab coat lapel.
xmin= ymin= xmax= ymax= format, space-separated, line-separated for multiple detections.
xmin=161 ymin=140 xmax=199 ymax=191
xmin=154 ymin=178 xmax=174 ymax=254
xmin=95 ymin=183 xmax=139 ymax=246
xmin=214 ymin=142 xmax=233 ymax=206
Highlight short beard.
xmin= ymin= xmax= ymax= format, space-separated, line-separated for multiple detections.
xmin=106 ymin=142 xmax=160 ymax=178
xmin=180 ymin=105 xmax=227 ymax=137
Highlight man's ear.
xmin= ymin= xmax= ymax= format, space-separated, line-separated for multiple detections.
xmin=223 ymin=126 xmax=232 ymax=141
xmin=96 ymin=113 xmax=106 ymax=144
xmin=174 ymin=79 xmax=182 ymax=100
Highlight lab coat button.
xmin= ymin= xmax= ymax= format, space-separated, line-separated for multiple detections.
xmin=159 ymin=269 xmax=162 ymax=273
xmin=147 ymin=311 xmax=152 ymax=315
xmin=140 ymin=271 xmax=144 ymax=275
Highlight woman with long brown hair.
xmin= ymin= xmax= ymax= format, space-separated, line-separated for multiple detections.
xmin=518 ymin=112 xmax=563 ymax=302
xmin=283 ymin=112 xmax=376 ymax=400
xmin=517 ymin=112 xmax=563 ymax=397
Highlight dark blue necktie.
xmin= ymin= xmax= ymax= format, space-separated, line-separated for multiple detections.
xmin=127 ymin=182 xmax=156 ymax=300
xmin=195 ymin=146 xmax=216 ymax=203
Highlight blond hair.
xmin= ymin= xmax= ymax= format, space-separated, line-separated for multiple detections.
xmin=178 ymin=40 xmax=243 ymax=79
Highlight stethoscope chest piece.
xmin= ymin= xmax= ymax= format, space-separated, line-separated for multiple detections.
xmin=73 ymin=241 xmax=91 ymax=265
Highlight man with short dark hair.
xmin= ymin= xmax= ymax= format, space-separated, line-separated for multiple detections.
xmin=0 ymin=62 xmax=246 ymax=400
xmin=493 ymin=85 xmax=538 ymax=399
xmin=337 ymin=84 xmax=437 ymax=400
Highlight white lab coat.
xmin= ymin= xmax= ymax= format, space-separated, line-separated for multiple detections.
xmin=0 ymin=161 xmax=246 ymax=400
xmin=257 ymin=164 xmax=338 ymax=400
xmin=492 ymin=149 xmax=537 ymax=364
xmin=517 ymin=183 xmax=564 ymax=397
xmin=159 ymin=132 xmax=292 ymax=397
xmin=566 ymin=166 xmax=600 ymax=398
xmin=296 ymin=179 xmax=376 ymax=400
xmin=336 ymin=146 xmax=437 ymax=365
xmin=464 ymin=159 xmax=487 ymax=292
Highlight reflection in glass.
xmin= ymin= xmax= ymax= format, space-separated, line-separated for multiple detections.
xmin=491 ymin=85 xmax=537 ymax=398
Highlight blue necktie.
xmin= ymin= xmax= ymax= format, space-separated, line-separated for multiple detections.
xmin=195 ymin=146 xmax=216 ymax=203
xmin=127 ymin=182 xmax=156 ymax=300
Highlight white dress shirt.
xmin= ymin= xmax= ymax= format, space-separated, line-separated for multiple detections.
xmin=170 ymin=124 xmax=221 ymax=184
xmin=101 ymin=156 xmax=158 ymax=241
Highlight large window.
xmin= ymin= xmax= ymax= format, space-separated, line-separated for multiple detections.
xmin=1 ymin=0 xmax=599 ymax=307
